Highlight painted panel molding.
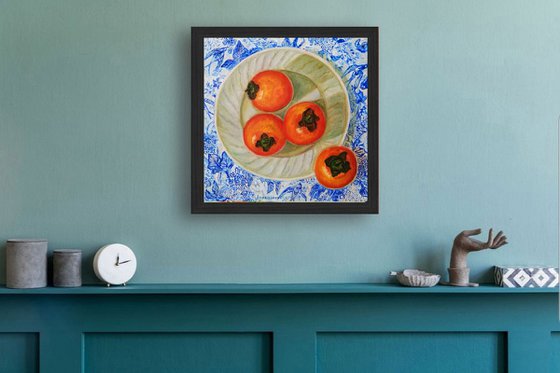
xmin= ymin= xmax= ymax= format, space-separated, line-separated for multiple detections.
xmin=551 ymin=332 xmax=560 ymax=372
xmin=84 ymin=332 xmax=271 ymax=373
xmin=317 ymin=332 xmax=506 ymax=373
xmin=0 ymin=333 xmax=38 ymax=373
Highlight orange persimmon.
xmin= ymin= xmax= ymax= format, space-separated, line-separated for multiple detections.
xmin=245 ymin=70 xmax=293 ymax=112
xmin=283 ymin=102 xmax=326 ymax=145
xmin=314 ymin=146 xmax=358 ymax=189
xmin=243 ymin=114 xmax=286 ymax=156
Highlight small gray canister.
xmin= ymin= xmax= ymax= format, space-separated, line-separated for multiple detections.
xmin=6 ymin=239 xmax=48 ymax=289
xmin=53 ymin=250 xmax=82 ymax=287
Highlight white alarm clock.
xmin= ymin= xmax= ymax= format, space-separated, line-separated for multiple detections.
xmin=93 ymin=243 xmax=137 ymax=286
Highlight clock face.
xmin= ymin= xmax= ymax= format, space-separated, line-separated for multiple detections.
xmin=93 ymin=244 xmax=137 ymax=285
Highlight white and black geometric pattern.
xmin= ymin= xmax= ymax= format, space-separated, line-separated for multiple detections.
xmin=494 ymin=266 xmax=559 ymax=288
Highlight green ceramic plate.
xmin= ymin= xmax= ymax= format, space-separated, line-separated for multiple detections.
xmin=215 ymin=48 xmax=350 ymax=180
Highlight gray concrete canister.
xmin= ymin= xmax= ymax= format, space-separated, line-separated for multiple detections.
xmin=6 ymin=239 xmax=48 ymax=288
xmin=53 ymin=250 xmax=82 ymax=287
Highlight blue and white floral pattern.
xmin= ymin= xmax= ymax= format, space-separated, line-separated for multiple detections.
xmin=203 ymin=37 xmax=369 ymax=203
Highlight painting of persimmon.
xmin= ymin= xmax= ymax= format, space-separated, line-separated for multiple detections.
xmin=192 ymin=28 xmax=378 ymax=213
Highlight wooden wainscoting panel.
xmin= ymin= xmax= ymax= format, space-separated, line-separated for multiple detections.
xmin=317 ymin=332 xmax=506 ymax=373
xmin=550 ymin=332 xmax=560 ymax=372
xmin=0 ymin=333 xmax=39 ymax=373
xmin=83 ymin=332 xmax=272 ymax=373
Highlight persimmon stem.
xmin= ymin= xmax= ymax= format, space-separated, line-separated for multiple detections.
xmin=325 ymin=152 xmax=351 ymax=177
xmin=298 ymin=108 xmax=320 ymax=132
xmin=255 ymin=133 xmax=276 ymax=152
xmin=245 ymin=81 xmax=259 ymax=100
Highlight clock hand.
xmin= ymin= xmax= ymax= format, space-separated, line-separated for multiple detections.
xmin=116 ymin=254 xmax=120 ymax=266
xmin=118 ymin=260 xmax=131 ymax=265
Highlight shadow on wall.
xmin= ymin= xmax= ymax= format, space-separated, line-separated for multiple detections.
xmin=413 ymin=244 xmax=447 ymax=278
xmin=476 ymin=267 xmax=496 ymax=284
xmin=411 ymin=242 xmax=497 ymax=284
xmin=0 ymin=243 xmax=4 ymax=284
xmin=178 ymin=31 xmax=191 ymax=214
xmin=82 ymin=247 xmax=98 ymax=285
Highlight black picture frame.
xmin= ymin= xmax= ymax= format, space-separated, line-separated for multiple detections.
xmin=191 ymin=27 xmax=378 ymax=214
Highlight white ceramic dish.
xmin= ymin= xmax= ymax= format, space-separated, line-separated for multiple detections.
xmin=215 ymin=48 xmax=350 ymax=180
xmin=390 ymin=269 xmax=441 ymax=287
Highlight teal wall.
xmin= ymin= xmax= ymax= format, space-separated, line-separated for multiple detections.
xmin=1 ymin=0 xmax=558 ymax=284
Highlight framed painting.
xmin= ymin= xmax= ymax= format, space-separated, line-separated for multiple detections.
xmin=191 ymin=27 xmax=378 ymax=213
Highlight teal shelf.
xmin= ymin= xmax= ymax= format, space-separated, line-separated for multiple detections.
xmin=0 ymin=282 xmax=558 ymax=372
xmin=0 ymin=283 xmax=556 ymax=295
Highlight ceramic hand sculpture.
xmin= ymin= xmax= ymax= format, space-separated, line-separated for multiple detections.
xmin=447 ymin=228 xmax=508 ymax=287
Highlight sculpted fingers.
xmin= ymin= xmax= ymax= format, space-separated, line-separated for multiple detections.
xmin=493 ymin=231 xmax=504 ymax=244
xmin=492 ymin=235 xmax=508 ymax=249
xmin=485 ymin=228 xmax=494 ymax=248
xmin=462 ymin=228 xmax=482 ymax=237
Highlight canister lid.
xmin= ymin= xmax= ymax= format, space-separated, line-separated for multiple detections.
xmin=7 ymin=239 xmax=48 ymax=243
xmin=53 ymin=249 xmax=81 ymax=254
